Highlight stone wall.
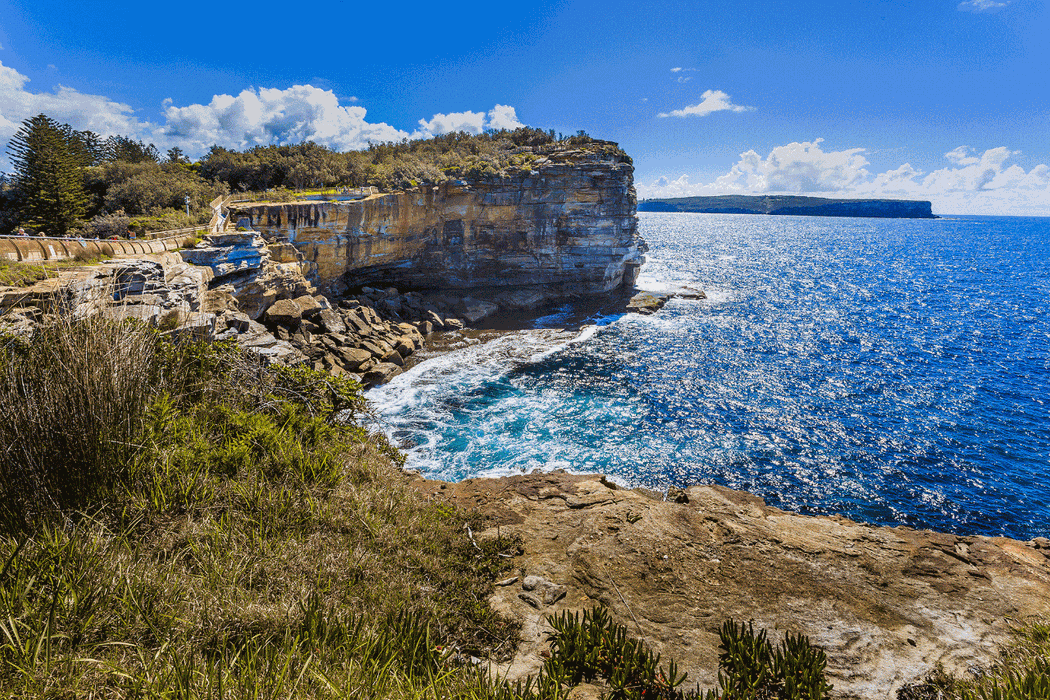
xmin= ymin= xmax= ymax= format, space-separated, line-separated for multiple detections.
xmin=0 ymin=233 xmax=199 ymax=263
xmin=230 ymin=150 xmax=644 ymax=302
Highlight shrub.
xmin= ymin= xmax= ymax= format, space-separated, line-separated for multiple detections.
xmin=82 ymin=208 xmax=130 ymax=238
xmin=717 ymin=619 xmax=831 ymax=700
xmin=540 ymin=607 xmax=691 ymax=700
xmin=499 ymin=609 xmax=833 ymax=700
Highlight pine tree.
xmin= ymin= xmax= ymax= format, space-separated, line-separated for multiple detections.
xmin=7 ymin=114 xmax=88 ymax=236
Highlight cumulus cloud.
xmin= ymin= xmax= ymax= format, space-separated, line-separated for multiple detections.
xmin=0 ymin=60 xmax=150 ymax=146
xmin=415 ymin=104 xmax=523 ymax=138
xmin=658 ymin=90 xmax=754 ymax=118
xmin=712 ymin=139 xmax=870 ymax=192
xmin=0 ymin=58 xmax=525 ymax=168
xmin=958 ymin=0 xmax=1010 ymax=12
xmin=160 ymin=84 xmax=412 ymax=154
xmin=638 ymin=140 xmax=1050 ymax=215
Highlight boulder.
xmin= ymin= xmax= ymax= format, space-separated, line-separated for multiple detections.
xmin=360 ymin=339 xmax=394 ymax=359
xmin=317 ymin=307 xmax=347 ymax=335
xmin=334 ymin=347 xmax=373 ymax=371
xmin=394 ymin=337 xmax=415 ymax=358
xmin=456 ymin=297 xmax=499 ymax=323
xmin=426 ymin=311 xmax=446 ymax=330
xmin=294 ymin=294 xmax=322 ymax=318
xmin=362 ymin=362 xmax=402 ymax=386
xmin=626 ymin=291 xmax=668 ymax=315
xmin=200 ymin=285 xmax=239 ymax=314
xmin=381 ymin=349 xmax=405 ymax=367
xmin=264 ymin=298 xmax=303 ymax=329
xmin=343 ymin=310 xmax=372 ymax=335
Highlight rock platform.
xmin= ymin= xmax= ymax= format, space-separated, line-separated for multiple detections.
xmin=416 ymin=471 xmax=1050 ymax=699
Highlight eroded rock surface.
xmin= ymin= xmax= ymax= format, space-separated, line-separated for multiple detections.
xmin=416 ymin=471 xmax=1050 ymax=699
xmin=230 ymin=145 xmax=646 ymax=303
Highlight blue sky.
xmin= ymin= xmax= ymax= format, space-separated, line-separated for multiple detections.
xmin=0 ymin=0 xmax=1047 ymax=214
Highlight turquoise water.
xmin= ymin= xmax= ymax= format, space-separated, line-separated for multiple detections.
xmin=369 ymin=212 xmax=1050 ymax=540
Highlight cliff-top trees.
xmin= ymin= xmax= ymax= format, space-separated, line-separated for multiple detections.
xmin=7 ymin=114 xmax=88 ymax=236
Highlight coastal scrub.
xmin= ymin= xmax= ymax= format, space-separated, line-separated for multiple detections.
xmin=0 ymin=316 xmax=520 ymax=697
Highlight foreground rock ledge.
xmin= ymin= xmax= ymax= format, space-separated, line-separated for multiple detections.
xmin=414 ymin=471 xmax=1050 ymax=699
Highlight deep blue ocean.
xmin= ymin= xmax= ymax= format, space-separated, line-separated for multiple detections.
xmin=370 ymin=212 xmax=1050 ymax=541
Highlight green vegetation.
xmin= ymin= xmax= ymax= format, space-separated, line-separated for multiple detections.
xmin=199 ymin=127 xmax=626 ymax=194
xmin=900 ymin=619 xmax=1050 ymax=700
xmin=0 ymin=255 xmax=110 ymax=287
xmin=1 ymin=117 xmax=628 ymax=236
xmin=2 ymin=113 xmax=226 ymax=237
xmin=486 ymin=608 xmax=831 ymax=700
xmin=6 ymin=114 xmax=89 ymax=236
xmin=0 ymin=314 xmax=521 ymax=697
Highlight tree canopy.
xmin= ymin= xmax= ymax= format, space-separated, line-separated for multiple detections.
xmin=1 ymin=116 xmax=626 ymax=236
xmin=6 ymin=114 xmax=89 ymax=236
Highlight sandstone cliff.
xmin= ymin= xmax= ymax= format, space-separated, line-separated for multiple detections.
xmin=229 ymin=145 xmax=645 ymax=305
xmin=417 ymin=471 xmax=1050 ymax=699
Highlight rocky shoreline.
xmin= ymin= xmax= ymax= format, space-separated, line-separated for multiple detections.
xmin=0 ymin=230 xmax=707 ymax=388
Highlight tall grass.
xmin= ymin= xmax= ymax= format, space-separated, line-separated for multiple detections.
xmin=0 ymin=315 xmax=161 ymax=527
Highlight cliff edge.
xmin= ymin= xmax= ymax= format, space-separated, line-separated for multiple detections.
xmin=229 ymin=143 xmax=645 ymax=305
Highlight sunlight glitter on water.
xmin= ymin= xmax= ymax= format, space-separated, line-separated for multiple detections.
xmin=369 ymin=213 xmax=1050 ymax=540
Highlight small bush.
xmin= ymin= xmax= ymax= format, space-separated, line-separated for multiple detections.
xmin=82 ymin=208 xmax=130 ymax=238
xmin=500 ymin=610 xmax=833 ymax=700
xmin=540 ymin=607 xmax=691 ymax=700
xmin=717 ymin=619 xmax=832 ymax=700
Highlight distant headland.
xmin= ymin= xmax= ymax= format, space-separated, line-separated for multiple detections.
xmin=638 ymin=194 xmax=937 ymax=219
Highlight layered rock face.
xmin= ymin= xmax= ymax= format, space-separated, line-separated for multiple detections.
xmin=230 ymin=148 xmax=645 ymax=303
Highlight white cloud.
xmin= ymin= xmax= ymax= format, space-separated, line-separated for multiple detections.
xmin=483 ymin=104 xmax=525 ymax=131
xmin=639 ymin=140 xmax=1050 ymax=216
xmin=0 ymin=58 xmax=525 ymax=168
xmin=712 ymin=139 xmax=870 ymax=193
xmin=159 ymin=84 xmax=412 ymax=154
xmin=658 ymin=90 xmax=755 ymax=118
xmin=414 ymin=104 xmax=523 ymax=139
xmin=944 ymin=146 xmax=980 ymax=166
xmin=958 ymin=0 xmax=1010 ymax=12
xmin=0 ymin=60 xmax=150 ymax=146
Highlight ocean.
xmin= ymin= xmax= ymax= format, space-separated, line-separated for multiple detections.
xmin=368 ymin=212 xmax=1050 ymax=541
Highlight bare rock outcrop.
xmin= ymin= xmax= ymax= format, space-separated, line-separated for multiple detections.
xmin=230 ymin=144 xmax=646 ymax=305
xmin=416 ymin=471 xmax=1050 ymax=699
